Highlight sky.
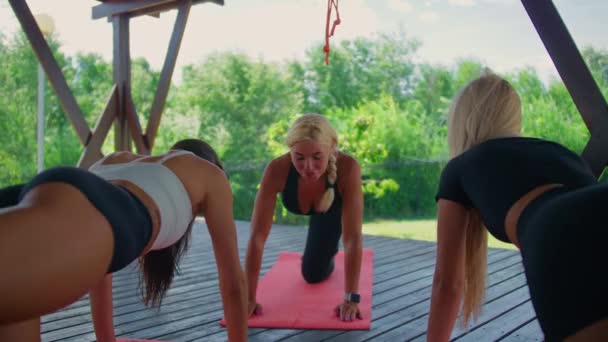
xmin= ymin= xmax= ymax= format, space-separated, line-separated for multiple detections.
xmin=1 ymin=0 xmax=607 ymax=84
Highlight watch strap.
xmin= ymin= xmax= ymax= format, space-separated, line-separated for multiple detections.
xmin=344 ymin=292 xmax=361 ymax=303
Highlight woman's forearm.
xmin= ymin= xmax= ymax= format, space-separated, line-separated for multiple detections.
xmin=245 ymin=239 xmax=264 ymax=300
xmin=427 ymin=282 xmax=462 ymax=342
xmin=343 ymin=237 xmax=362 ymax=293
xmin=221 ymin=271 xmax=248 ymax=342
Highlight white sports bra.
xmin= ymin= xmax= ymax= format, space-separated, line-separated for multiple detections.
xmin=89 ymin=150 xmax=194 ymax=250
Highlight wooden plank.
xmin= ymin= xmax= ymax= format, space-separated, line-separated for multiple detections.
xmin=249 ymin=250 xmax=519 ymax=342
xmin=129 ymin=0 xmax=223 ymax=19
xmin=42 ymin=223 xmax=312 ymax=341
xmin=92 ymin=0 xmax=223 ymax=20
xmin=374 ymin=276 xmax=530 ymax=341
xmin=149 ymin=238 xmax=444 ymax=342
xmin=125 ymin=92 xmax=149 ymax=154
xmin=582 ymin=128 xmax=608 ymax=178
xmin=502 ymin=318 xmax=543 ymax=341
xmin=43 ymin=228 xmax=408 ymax=340
xmin=93 ymin=0 xmax=174 ymax=20
xmin=145 ymin=0 xmax=192 ymax=150
xmin=450 ymin=280 xmax=530 ymax=339
xmin=8 ymin=0 xmax=92 ymax=145
xmin=47 ymin=223 xmax=304 ymax=302
xmin=41 ymin=224 xmax=305 ymax=327
xmin=157 ymin=251 xmax=518 ymax=341
xmin=113 ymin=15 xmax=131 ymax=151
xmin=41 ymin=221 xmax=541 ymax=342
xmin=455 ymin=301 xmax=536 ymax=341
xmin=78 ymin=85 xmax=119 ymax=169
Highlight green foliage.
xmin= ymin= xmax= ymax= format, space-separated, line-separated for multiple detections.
xmin=0 ymin=30 xmax=605 ymax=223
xmin=173 ymin=52 xmax=303 ymax=161
xmin=303 ymin=33 xmax=420 ymax=112
xmin=509 ymin=68 xmax=589 ymax=153
xmin=0 ymin=32 xmax=42 ymax=183
xmin=583 ymin=46 xmax=608 ymax=94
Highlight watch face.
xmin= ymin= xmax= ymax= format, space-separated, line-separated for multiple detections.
xmin=345 ymin=293 xmax=361 ymax=303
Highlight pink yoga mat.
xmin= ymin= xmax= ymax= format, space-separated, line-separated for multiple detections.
xmin=222 ymin=249 xmax=373 ymax=330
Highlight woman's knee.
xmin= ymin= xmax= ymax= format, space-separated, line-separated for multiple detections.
xmin=301 ymin=258 xmax=334 ymax=283
xmin=301 ymin=268 xmax=325 ymax=284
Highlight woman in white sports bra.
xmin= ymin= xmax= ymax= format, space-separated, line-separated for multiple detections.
xmin=0 ymin=139 xmax=247 ymax=342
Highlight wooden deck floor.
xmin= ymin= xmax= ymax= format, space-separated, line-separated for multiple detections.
xmin=41 ymin=221 xmax=543 ymax=341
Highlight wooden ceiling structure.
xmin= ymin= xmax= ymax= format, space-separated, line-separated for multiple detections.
xmin=7 ymin=0 xmax=223 ymax=169
xmin=7 ymin=0 xmax=608 ymax=177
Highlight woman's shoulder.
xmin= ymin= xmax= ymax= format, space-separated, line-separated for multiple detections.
xmin=267 ymin=153 xmax=292 ymax=170
xmin=336 ymin=152 xmax=361 ymax=173
xmin=177 ymin=153 xmax=224 ymax=176
xmin=259 ymin=154 xmax=291 ymax=191
xmin=335 ymin=152 xmax=361 ymax=189
xmin=95 ymin=151 xmax=141 ymax=166
xmin=173 ymin=154 xmax=229 ymax=207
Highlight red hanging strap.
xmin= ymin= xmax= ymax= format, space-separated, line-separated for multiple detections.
xmin=323 ymin=0 xmax=341 ymax=65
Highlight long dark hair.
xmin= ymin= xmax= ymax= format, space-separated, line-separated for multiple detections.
xmin=139 ymin=138 xmax=224 ymax=306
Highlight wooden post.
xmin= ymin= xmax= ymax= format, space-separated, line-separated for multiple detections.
xmin=9 ymin=0 xmax=224 ymax=166
xmin=113 ymin=15 xmax=132 ymax=152
xmin=146 ymin=0 xmax=192 ymax=150
xmin=521 ymin=0 xmax=608 ymax=177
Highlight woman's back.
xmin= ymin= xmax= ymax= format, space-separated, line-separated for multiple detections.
xmin=437 ymin=136 xmax=596 ymax=241
xmin=90 ymin=150 xmax=195 ymax=250
xmin=89 ymin=150 xmax=223 ymax=250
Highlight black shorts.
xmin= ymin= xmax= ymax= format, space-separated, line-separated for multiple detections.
xmin=518 ymin=185 xmax=608 ymax=340
xmin=19 ymin=167 xmax=153 ymax=273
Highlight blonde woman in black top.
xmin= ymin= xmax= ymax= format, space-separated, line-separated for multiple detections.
xmin=429 ymin=72 xmax=607 ymax=341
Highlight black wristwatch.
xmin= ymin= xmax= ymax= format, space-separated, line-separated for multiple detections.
xmin=344 ymin=292 xmax=361 ymax=303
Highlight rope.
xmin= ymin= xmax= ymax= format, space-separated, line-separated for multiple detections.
xmin=323 ymin=0 xmax=341 ymax=65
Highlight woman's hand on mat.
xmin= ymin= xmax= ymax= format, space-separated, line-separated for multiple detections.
xmin=335 ymin=302 xmax=362 ymax=321
xmin=248 ymin=301 xmax=263 ymax=316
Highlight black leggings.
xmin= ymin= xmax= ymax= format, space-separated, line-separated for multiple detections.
xmin=517 ymin=185 xmax=608 ymax=341
xmin=18 ymin=167 xmax=153 ymax=273
xmin=301 ymin=204 xmax=342 ymax=283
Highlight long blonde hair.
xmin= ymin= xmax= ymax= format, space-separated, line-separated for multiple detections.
xmin=447 ymin=72 xmax=521 ymax=325
xmin=285 ymin=114 xmax=338 ymax=212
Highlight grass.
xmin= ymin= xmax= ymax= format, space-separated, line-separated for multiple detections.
xmin=362 ymin=219 xmax=516 ymax=250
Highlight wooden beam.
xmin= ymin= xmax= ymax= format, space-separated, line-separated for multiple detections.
xmin=521 ymin=0 xmax=608 ymax=177
xmin=129 ymin=1 xmax=184 ymax=19
xmin=125 ymin=92 xmax=149 ymax=155
xmin=145 ymin=0 xmax=192 ymax=150
xmin=113 ymin=15 xmax=132 ymax=151
xmin=92 ymin=0 xmax=222 ymax=20
xmin=78 ymin=85 xmax=119 ymax=169
xmin=93 ymin=0 xmax=173 ymax=20
xmin=129 ymin=0 xmax=221 ymax=19
xmin=9 ymin=0 xmax=92 ymax=145
xmin=582 ymin=125 xmax=608 ymax=178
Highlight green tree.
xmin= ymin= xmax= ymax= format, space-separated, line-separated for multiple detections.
xmin=0 ymin=32 xmax=41 ymax=184
xmin=304 ymin=33 xmax=420 ymax=112
xmin=174 ymin=52 xmax=303 ymax=161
